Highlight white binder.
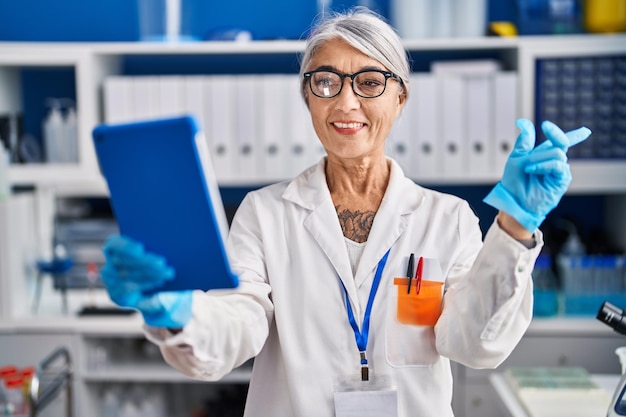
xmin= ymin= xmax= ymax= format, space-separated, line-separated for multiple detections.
xmin=103 ymin=76 xmax=134 ymax=124
xmin=388 ymin=102 xmax=414 ymax=178
xmin=158 ymin=75 xmax=184 ymax=118
xmin=493 ymin=72 xmax=518 ymax=176
xmin=412 ymin=73 xmax=441 ymax=179
xmin=259 ymin=75 xmax=287 ymax=182
xmin=287 ymin=75 xmax=317 ymax=177
xmin=465 ymin=74 xmax=493 ymax=178
xmin=206 ymin=75 xmax=236 ymax=182
xmin=439 ymin=75 xmax=466 ymax=178
xmin=182 ymin=75 xmax=208 ymax=132
xmin=234 ymin=75 xmax=259 ymax=181
xmin=131 ymin=76 xmax=160 ymax=121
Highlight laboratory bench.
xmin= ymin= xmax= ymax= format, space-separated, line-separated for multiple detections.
xmin=451 ymin=317 xmax=625 ymax=417
xmin=489 ymin=372 xmax=620 ymax=417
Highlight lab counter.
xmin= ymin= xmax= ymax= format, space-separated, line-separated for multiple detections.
xmin=489 ymin=372 xmax=620 ymax=417
xmin=0 ymin=314 xmax=617 ymax=336
xmin=0 ymin=312 xmax=145 ymax=335
xmin=452 ymin=317 xmax=625 ymax=417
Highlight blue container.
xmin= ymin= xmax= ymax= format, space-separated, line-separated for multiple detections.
xmin=532 ymin=255 xmax=559 ymax=317
xmin=516 ymin=0 xmax=582 ymax=35
xmin=533 ymin=289 xmax=560 ymax=317
xmin=559 ymin=254 xmax=626 ymax=316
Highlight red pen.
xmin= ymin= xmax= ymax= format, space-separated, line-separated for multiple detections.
xmin=415 ymin=256 xmax=424 ymax=295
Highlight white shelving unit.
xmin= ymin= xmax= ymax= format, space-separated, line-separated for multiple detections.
xmin=1 ymin=34 xmax=626 ymax=417
xmin=0 ymin=316 xmax=253 ymax=415
xmin=1 ymin=34 xmax=625 ymax=192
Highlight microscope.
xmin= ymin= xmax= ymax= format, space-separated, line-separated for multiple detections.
xmin=597 ymin=301 xmax=626 ymax=416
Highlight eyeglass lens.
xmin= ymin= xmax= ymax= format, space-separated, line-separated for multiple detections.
xmin=309 ymin=71 xmax=389 ymax=98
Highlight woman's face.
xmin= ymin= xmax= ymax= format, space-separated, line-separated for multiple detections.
xmin=304 ymin=38 xmax=406 ymax=163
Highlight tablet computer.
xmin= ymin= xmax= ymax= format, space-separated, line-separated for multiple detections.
xmin=92 ymin=115 xmax=238 ymax=293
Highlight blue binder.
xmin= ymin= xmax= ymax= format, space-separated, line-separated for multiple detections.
xmin=92 ymin=116 xmax=238 ymax=293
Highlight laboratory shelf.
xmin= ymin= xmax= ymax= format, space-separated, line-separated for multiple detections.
xmin=0 ymin=314 xmax=145 ymax=334
xmin=526 ymin=316 xmax=620 ymax=336
xmin=2 ymin=34 xmax=626 ymax=192
xmin=82 ymin=364 xmax=252 ymax=384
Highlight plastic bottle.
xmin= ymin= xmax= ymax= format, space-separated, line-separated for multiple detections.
xmin=532 ymin=254 xmax=559 ymax=317
xmin=431 ymin=0 xmax=454 ymax=38
xmin=100 ymin=387 xmax=120 ymax=417
xmin=452 ymin=0 xmax=487 ymax=37
xmin=0 ymin=366 xmax=17 ymax=413
xmin=561 ymin=229 xmax=586 ymax=256
xmin=63 ymin=106 xmax=78 ymax=163
xmin=390 ymin=0 xmax=432 ymax=39
xmin=141 ymin=387 xmax=166 ymax=417
xmin=118 ymin=397 xmax=142 ymax=417
xmin=3 ymin=375 xmax=27 ymax=414
xmin=20 ymin=366 xmax=35 ymax=405
xmin=0 ymin=141 xmax=10 ymax=201
xmin=43 ymin=99 xmax=64 ymax=163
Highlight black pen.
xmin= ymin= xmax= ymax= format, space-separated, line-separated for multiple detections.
xmin=406 ymin=253 xmax=415 ymax=294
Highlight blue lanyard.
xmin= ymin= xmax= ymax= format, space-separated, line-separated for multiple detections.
xmin=340 ymin=248 xmax=390 ymax=381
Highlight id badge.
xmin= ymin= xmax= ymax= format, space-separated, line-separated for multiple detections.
xmin=334 ymin=375 xmax=398 ymax=417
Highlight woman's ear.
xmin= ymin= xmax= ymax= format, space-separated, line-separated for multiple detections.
xmin=302 ymin=86 xmax=310 ymax=109
xmin=397 ymin=80 xmax=408 ymax=107
xmin=397 ymin=89 xmax=407 ymax=109
xmin=398 ymin=91 xmax=407 ymax=107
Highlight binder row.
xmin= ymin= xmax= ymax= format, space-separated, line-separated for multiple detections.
xmin=104 ymin=68 xmax=518 ymax=183
xmin=388 ymin=68 xmax=518 ymax=180
xmin=104 ymin=74 xmax=325 ymax=183
xmin=536 ymin=55 xmax=626 ymax=160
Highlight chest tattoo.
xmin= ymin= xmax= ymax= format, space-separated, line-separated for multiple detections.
xmin=336 ymin=206 xmax=375 ymax=243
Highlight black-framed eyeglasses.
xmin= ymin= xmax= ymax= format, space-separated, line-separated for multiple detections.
xmin=303 ymin=69 xmax=402 ymax=99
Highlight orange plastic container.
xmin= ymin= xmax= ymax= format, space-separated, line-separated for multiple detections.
xmin=393 ymin=278 xmax=444 ymax=326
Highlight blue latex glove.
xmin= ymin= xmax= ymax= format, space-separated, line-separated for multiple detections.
xmin=101 ymin=235 xmax=193 ymax=328
xmin=484 ymin=119 xmax=591 ymax=233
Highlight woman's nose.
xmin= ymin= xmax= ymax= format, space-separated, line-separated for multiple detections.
xmin=334 ymin=78 xmax=361 ymax=112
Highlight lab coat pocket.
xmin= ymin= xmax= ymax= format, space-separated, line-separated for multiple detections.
xmin=385 ymin=291 xmax=439 ymax=366
xmin=385 ymin=279 xmax=443 ymax=367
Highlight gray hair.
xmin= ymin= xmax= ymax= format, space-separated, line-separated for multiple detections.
xmin=299 ymin=7 xmax=410 ymax=101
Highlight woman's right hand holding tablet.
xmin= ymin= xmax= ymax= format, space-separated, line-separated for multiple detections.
xmin=102 ymin=235 xmax=193 ymax=329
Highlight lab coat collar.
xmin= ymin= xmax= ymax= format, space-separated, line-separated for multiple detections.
xmin=284 ymin=159 xmax=353 ymax=293
xmin=283 ymin=158 xmax=424 ymax=306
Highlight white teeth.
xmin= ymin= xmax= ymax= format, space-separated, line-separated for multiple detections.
xmin=333 ymin=122 xmax=364 ymax=129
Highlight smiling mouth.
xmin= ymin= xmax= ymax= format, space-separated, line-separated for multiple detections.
xmin=332 ymin=122 xmax=365 ymax=129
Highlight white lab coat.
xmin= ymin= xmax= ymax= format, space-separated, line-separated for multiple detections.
xmin=145 ymin=158 xmax=542 ymax=417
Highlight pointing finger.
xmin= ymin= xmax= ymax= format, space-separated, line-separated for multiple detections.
xmin=565 ymin=126 xmax=592 ymax=148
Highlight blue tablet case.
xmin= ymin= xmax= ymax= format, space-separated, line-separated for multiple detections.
xmin=92 ymin=116 xmax=238 ymax=293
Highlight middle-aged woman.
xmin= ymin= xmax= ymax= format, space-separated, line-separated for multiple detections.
xmin=101 ymin=7 xmax=591 ymax=417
